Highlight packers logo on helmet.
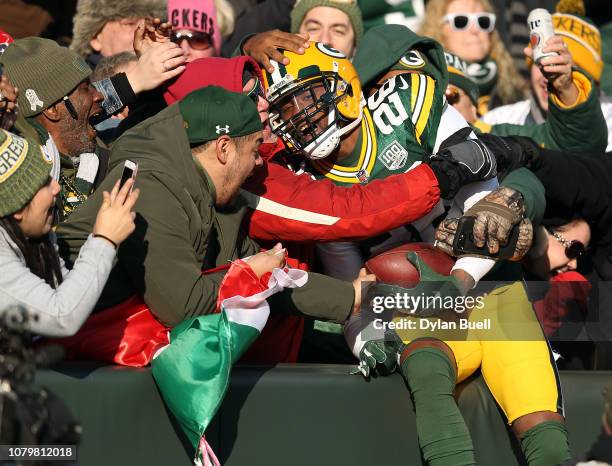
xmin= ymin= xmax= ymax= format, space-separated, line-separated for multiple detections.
xmin=262 ymin=42 xmax=364 ymax=160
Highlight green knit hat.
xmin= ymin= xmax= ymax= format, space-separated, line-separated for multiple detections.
xmin=444 ymin=52 xmax=480 ymax=106
xmin=0 ymin=37 xmax=91 ymax=118
xmin=178 ymin=86 xmax=263 ymax=145
xmin=291 ymin=0 xmax=364 ymax=45
xmin=0 ymin=129 xmax=53 ymax=217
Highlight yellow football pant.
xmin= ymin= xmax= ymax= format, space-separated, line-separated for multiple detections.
xmin=394 ymin=281 xmax=562 ymax=424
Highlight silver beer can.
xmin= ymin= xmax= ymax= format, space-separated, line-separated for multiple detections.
xmin=528 ymin=8 xmax=557 ymax=64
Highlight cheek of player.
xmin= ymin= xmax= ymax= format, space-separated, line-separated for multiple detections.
xmin=531 ymin=63 xmax=549 ymax=112
xmin=299 ymin=7 xmax=355 ymax=58
xmin=442 ymin=0 xmax=492 ymax=62
xmin=278 ymin=83 xmax=329 ymax=137
xmin=13 ymin=177 xmax=60 ymax=238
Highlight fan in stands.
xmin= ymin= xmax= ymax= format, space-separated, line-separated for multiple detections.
xmin=365 ymin=243 xmax=455 ymax=285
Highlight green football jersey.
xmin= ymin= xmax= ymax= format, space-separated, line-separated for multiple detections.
xmin=305 ymin=55 xmax=445 ymax=186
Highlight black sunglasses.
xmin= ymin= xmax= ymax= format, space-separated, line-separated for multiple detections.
xmin=171 ymin=30 xmax=212 ymax=50
xmin=548 ymin=229 xmax=587 ymax=260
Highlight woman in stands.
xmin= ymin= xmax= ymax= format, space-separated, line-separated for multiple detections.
xmin=420 ymin=0 xmax=526 ymax=113
xmin=0 ymin=129 xmax=138 ymax=336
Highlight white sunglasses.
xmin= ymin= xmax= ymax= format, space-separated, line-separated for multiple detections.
xmin=442 ymin=13 xmax=496 ymax=32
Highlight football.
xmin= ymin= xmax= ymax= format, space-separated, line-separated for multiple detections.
xmin=365 ymin=243 xmax=455 ymax=285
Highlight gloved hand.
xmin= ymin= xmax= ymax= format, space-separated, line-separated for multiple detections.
xmin=477 ymin=133 xmax=540 ymax=180
xmin=425 ymin=138 xmax=497 ymax=199
xmin=462 ymin=186 xmax=528 ymax=256
xmin=435 ymin=216 xmax=534 ymax=261
xmin=371 ymin=252 xmax=464 ymax=317
xmin=354 ymin=339 xmax=399 ymax=377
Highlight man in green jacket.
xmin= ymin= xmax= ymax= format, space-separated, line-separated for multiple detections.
xmin=57 ymin=86 xmax=361 ymax=327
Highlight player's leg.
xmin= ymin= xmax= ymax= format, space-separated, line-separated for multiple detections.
xmin=396 ymin=318 xmax=483 ymax=466
xmin=478 ymin=282 xmax=570 ymax=466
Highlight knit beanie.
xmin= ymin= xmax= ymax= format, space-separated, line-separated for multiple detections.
xmin=70 ymin=0 xmax=167 ymax=58
xmin=0 ymin=129 xmax=53 ymax=217
xmin=444 ymin=52 xmax=480 ymax=106
xmin=291 ymin=0 xmax=364 ymax=45
xmin=552 ymin=0 xmax=602 ymax=82
xmin=0 ymin=38 xmax=91 ymax=118
xmin=168 ymin=0 xmax=222 ymax=55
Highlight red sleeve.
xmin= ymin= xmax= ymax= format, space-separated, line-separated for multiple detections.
xmin=240 ymin=160 xmax=441 ymax=242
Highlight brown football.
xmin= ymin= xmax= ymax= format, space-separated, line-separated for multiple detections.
xmin=365 ymin=243 xmax=455 ymax=285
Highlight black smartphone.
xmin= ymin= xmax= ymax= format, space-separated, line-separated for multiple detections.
xmin=119 ymin=160 xmax=138 ymax=191
xmin=452 ymin=216 xmax=520 ymax=259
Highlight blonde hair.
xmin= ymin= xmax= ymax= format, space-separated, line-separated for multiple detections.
xmin=420 ymin=0 xmax=526 ymax=106
xmin=214 ymin=0 xmax=235 ymax=37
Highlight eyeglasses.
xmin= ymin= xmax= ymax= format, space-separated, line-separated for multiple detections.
xmin=171 ymin=30 xmax=212 ymax=50
xmin=548 ymin=229 xmax=587 ymax=260
xmin=244 ymin=76 xmax=266 ymax=104
xmin=442 ymin=13 xmax=496 ymax=32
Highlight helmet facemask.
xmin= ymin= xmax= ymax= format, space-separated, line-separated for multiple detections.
xmin=268 ymin=70 xmax=363 ymax=160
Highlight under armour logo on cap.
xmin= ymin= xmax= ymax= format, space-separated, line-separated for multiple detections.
xmin=216 ymin=125 xmax=230 ymax=134
xmin=25 ymin=89 xmax=43 ymax=112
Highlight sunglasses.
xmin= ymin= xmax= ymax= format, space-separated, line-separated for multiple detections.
xmin=442 ymin=13 xmax=496 ymax=32
xmin=244 ymin=76 xmax=266 ymax=104
xmin=171 ymin=30 xmax=212 ymax=50
xmin=548 ymin=229 xmax=587 ymax=260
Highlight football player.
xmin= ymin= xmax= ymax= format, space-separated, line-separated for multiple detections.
xmin=257 ymin=25 xmax=569 ymax=466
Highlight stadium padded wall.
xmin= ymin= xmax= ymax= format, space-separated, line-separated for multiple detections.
xmin=36 ymin=363 xmax=610 ymax=466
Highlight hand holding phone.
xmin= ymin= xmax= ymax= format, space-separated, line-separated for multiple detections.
xmin=120 ymin=160 xmax=138 ymax=192
xmin=452 ymin=216 xmax=521 ymax=259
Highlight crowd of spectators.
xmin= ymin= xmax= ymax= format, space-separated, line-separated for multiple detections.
xmin=1 ymin=0 xmax=612 ymax=464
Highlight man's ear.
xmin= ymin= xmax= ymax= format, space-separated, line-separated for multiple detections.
xmin=12 ymin=208 xmax=24 ymax=222
xmin=90 ymin=34 xmax=102 ymax=53
xmin=215 ymin=136 xmax=231 ymax=165
xmin=40 ymin=102 xmax=63 ymax=123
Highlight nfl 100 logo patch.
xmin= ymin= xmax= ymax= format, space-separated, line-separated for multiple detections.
xmin=380 ymin=140 xmax=408 ymax=170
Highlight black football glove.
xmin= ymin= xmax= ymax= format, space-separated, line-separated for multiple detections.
xmin=476 ymin=133 xmax=540 ymax=180
xmin=425 ymin=137 xmax=497 ymax=198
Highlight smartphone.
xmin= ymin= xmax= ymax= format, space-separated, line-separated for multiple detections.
xmin=119 ymin=160 xmax=138 ymax=191
xmin=452 ymin=216 xmax=520 ymax=259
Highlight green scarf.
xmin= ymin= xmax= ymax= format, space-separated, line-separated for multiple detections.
xmin=465 ymin=57 xmax=498 ymax=98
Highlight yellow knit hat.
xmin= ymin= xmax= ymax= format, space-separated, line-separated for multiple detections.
xmin=552 ymin=0 xmax=602 ymax=82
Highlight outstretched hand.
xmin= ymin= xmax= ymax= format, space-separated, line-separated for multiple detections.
xmin=243 ymin=30 xmax=310 ymax=73
xmin=133 ymin=17 xmax=173 ymax=57
xmin=125 ymin=42 xmax=187 ymax=94
xmin=524 ymin=35 xmax=577 ymax=106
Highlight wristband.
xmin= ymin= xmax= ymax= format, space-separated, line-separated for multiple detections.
xmin=93 ymin=233 xmax=117 ymax=249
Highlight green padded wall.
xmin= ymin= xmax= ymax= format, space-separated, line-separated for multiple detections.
xmin=35 ymin=364 xmax=611 ymax=466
